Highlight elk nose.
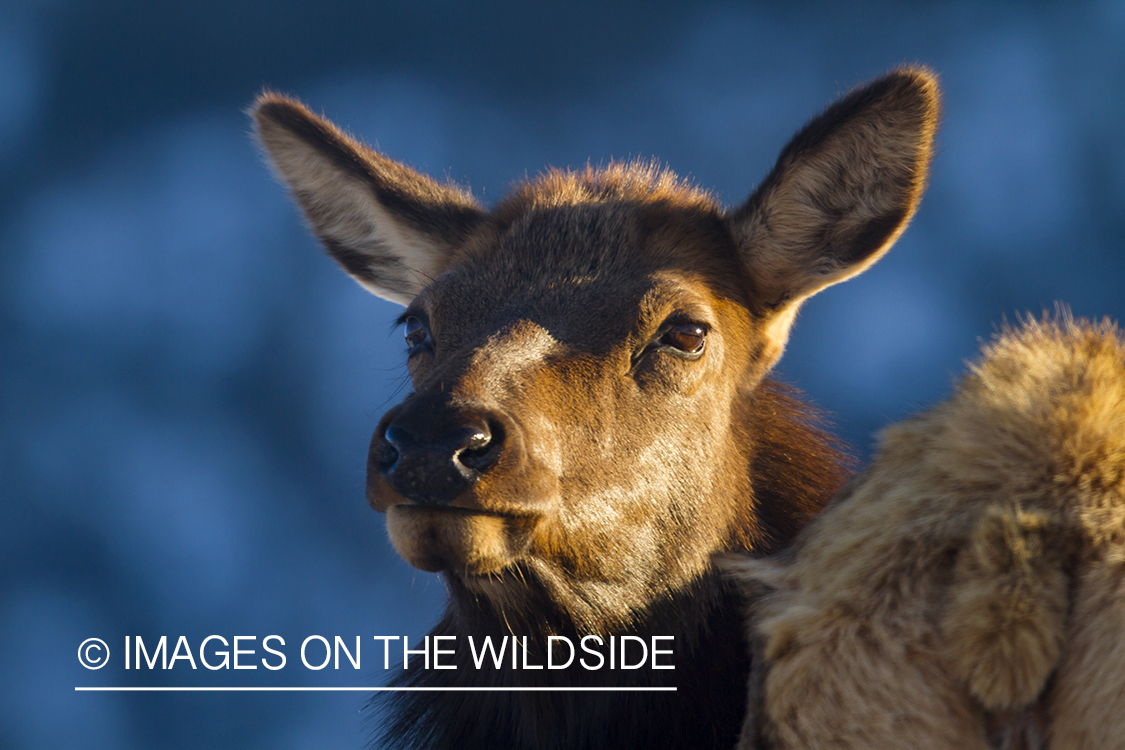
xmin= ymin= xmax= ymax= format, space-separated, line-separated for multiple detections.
xmin=382 ymin=424 xmax=497 ymax=472
xmin=376 ymin=417 xmax=504 ymax=505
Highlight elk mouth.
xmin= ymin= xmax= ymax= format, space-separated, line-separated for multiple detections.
xmin=368 ymin=398 xmax=558 ymax=575
xmin=384 ymin=504 xmax=540 ymax=575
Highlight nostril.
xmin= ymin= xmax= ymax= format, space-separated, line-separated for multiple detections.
xmin=381 ymin=425 xmax=408 ymax=472
xmin=455 ymin=421 xmax=504 ymax=472
xmin=379 ymin=442 xmax=400 ymax=472
xmin=462 ymin=429 xmax=490 ymax=454
xmin=458 ymin=436 xmax=490 ymax=466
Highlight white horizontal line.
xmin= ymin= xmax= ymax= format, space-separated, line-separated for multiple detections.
xmin=75 ymin=686 xmax=677 ymax=692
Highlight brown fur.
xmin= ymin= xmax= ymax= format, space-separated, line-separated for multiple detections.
xmin=730 ymin=316 xmax=1125 ymax=750
xmin=252 ymin=68 xmax=940 ymax=749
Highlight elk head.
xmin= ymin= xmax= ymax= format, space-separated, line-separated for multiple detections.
xmin=253 ymin=69 xmax=939 ymax=632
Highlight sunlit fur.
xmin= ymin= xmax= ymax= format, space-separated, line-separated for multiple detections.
xmin=730 ymin=316 xmax=1125 ymax=750
xmin=253 ymin=68 xmax=939 ymax=749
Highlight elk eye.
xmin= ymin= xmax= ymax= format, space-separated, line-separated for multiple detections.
xmin=659 ymin=323 xmax=707 ymax=356
xmin=404 ymin=316 xmax=431 ymax=352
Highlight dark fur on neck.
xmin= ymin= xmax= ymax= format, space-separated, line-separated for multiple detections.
xmin=371 ymin=378 xmax=848 ymax=750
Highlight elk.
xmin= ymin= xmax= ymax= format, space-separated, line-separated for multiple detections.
xmin=252 ymin=68 xmax=939 ymax=749
xmin=730 ymin=316 xmax=1125 ymax=750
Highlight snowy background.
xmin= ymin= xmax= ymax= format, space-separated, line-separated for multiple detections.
xmin=3 ymin=1 xmax=1124 ymax=747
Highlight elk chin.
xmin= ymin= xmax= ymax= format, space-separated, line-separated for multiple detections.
xmin=385 ymin=505 xmax=538 ymax=575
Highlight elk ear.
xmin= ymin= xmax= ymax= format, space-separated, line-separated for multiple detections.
xmin=729 ymin=67 xmax=940 ymax=363
xmin=252 ymin=93 xmax=484 ymax=305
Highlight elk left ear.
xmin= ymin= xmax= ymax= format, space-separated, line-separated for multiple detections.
xmin=729 ymin=67 xmax=940 ymax=364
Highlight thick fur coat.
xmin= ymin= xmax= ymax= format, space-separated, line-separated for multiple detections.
xmin=731 ymin=316 xmax=1125 ymax=750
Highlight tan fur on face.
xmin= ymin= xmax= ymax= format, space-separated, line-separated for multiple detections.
xmin=386 ymin=506 xmax=537 ymax=575
xmin=730 ymin=315 xmax=1125 ymax=750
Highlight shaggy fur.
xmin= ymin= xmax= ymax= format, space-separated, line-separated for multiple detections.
xmin=730 ymin=316 xmax=1125 ymax=750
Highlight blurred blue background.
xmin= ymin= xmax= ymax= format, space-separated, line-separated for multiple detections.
xmin=3 ymin=1 xmax=1124 ymax=747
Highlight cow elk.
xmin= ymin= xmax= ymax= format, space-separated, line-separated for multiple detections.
xmin=253 ymin=68 xmax=940 ymax=749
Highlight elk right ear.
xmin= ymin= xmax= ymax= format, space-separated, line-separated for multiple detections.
xmin=729 ymin=67 xmax=940 ymax=366
xmin=252 ymin=94 xmax=484 ymax=305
